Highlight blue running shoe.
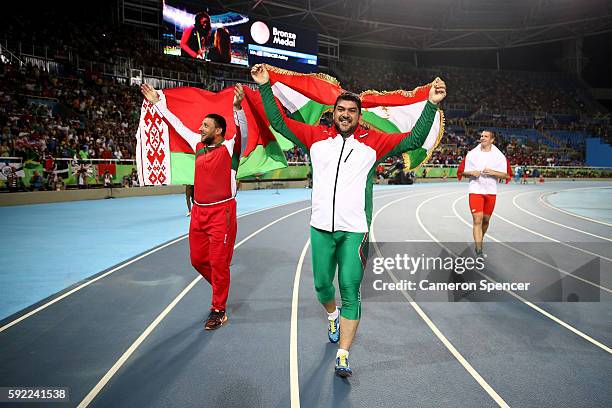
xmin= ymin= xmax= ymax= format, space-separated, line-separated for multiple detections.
xmin=328 ymin=311 xmax=340 ymax=343
xmin=335 ymin=353 xmax=352 ymax=377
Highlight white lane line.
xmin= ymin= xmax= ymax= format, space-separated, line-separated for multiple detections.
xmin=0 ymin=235 xmax=188 ymax=334
xmin=512 ymin=191 xmax=612 ymax=242
xmin=493 ymin=194 xmax=612 ymax=263
xmin=237 ymin=199 xmax=309 ymax=217
xmin=77 ymin=275 xmax=201 ymax=408
xmin=445 ymin=193 xmax=611 ymax=354
xmin=78 ymin=189 xmax=422 ymax=408
xmin=540 ymin=189 xmax=612 ymax=228
xmin=77 ymin=205 xmax=312 ymax=408
xmin=0 ymin=199 xmax=315 ymax=334
xmin=371 ymin=194 xmax=511 ymax=408
xmin=290 ymin=239 xmax=310 ymax=408
xmin=454 ymin=195 xmax=611 ymax=293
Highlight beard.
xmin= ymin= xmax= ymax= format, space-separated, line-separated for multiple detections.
xmin=334 ymin=119 xmax=358 ymax=137
xmin=202 ymin=134 xmax=215 ymax=145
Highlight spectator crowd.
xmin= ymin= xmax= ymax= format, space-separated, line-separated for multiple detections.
xmin=1 ymin=13 xmax=610 ymax=191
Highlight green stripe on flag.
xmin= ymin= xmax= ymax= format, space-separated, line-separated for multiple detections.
xmin=273 ymin=100 xmax=330 ymax=151
xmin=240 ymin=165 xmax=310 ymax=181
xmin=289 ymin=100 xmax=331 ymax=125
xmin=270 ymin=127 xmax=295 ymax=151
xmin=361 ymin=111 xmax=402 ymax=133
xmin=404 ymin=147 xmax=428 ymax=170
xmin=237 ymin=141 xmax=288 ymax=179
xmin=170 ymin=152 xmax=195 ymax=185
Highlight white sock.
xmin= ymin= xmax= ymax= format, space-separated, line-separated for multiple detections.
xmin=336 ymin=348 xmax=349 ymax=358
xmin=327 ymin=307 xmax=339 ymax=320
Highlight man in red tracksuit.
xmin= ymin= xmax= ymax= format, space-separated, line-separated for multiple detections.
xmin=141 ymin=83 xmax=247 ymax=330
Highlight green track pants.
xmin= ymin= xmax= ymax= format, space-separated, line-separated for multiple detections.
xmin=310 ymin=226 xmax=369 ymax=320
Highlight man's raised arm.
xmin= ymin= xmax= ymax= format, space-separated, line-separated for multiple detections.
xmin=233 ymin=83 xmax=248 ymax=156
xmin=378 ymin=78 xmax=447 ymax=159
xmin=251 ymin=64 xmax=318 ymax=151
xmin=140 ymin=83 xmax=199 ymax=153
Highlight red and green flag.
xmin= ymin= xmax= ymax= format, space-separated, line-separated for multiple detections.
xmin=135 ymin=66 xmax=444 ymax=185
xmin=135 ymin=86 xmax=288 ymax=185
xmin=265 ymin=65 xmax=445 ymax=169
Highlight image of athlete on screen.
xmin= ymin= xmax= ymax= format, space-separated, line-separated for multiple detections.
xmin=180 ymin=11 xmax=212 ymax=59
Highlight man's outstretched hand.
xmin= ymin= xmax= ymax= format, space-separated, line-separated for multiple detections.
xmin=250 ymin=64 xmax=270 ymax=85
xmin=428 ymin=77 xmax=447 ymax=105
xmin=140 ymin=83 xmax=160 ymax=104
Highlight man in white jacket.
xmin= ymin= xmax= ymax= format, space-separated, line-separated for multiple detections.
xmin=460 ymin=130 xmax=509 ymax=255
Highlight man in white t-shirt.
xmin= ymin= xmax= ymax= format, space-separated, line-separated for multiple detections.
xmin=459 ymin=130 xmax=509 ymax=255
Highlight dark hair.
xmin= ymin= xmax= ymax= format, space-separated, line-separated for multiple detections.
xmin=206 ymin=113 xmax=226 ymax=136
xmin=334 ymin=92 xmax=362 ymax=114
xmin=212 ymin=28 xmax=231 ymax=63
xmin=482 ymin=129 xmax=496 ymax=139
xmin=194 ymin=11 xmax=211 ymax=32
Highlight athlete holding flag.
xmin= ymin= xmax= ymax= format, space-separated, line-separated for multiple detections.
xmin=140 ymin=82 xmax=247 ymax=330
xmin=251 ymin=64 xmax=446 ymax=377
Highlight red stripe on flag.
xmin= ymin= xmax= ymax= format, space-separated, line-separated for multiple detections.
xmin=265 ymin=64 xmax=433 ymax=108
xmin=163 ymin=87 xmax=237 ymax=154
xmin=267 ymin=65 xmax=343 ymax=105
xmin=360 ymin=86 xmax=431 ymax=108
xmin=155 ymin=86 xmax=281 ymax=160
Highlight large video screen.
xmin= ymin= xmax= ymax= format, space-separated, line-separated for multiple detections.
xmin=161 ymin=1 xmax=318 ymax=73
xmin=246 ymin=19 xmax=318 ymax=73
xmin=162 ymin=1 xmax=249 ymax=66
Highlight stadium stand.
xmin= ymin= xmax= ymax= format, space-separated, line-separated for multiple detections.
xmin=1 ymin=11 xmax=611 ymax=192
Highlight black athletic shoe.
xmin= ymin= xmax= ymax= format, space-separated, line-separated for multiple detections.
xmin=205 ymin=309 xmax=227 ymax=330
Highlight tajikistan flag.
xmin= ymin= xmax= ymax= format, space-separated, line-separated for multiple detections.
xmin=266 ymin=65 xmax=445 ymax=169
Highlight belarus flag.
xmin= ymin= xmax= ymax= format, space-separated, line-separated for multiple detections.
xmin=135 ymin=86 xmax=288 ymax=186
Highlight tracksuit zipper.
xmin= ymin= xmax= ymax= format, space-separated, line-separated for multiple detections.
xmin=331 ymin=138 xmax=347 ymax=232
xmin=344 ymin=149 xmax=354 ymax=162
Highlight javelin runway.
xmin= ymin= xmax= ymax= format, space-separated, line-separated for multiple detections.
xmin=0 ymin=182 xmax=610 ymax=407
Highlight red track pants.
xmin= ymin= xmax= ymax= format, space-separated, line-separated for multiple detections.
xmin=189 ymin=199 xmax=237 ymax=311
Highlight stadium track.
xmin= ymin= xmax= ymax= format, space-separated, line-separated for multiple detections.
xmin=0 ymin=182 xmax=610 ymax=408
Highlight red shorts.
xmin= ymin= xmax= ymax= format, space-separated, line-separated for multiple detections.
xmin=469 ymin=194 xmax=497 ymax=216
